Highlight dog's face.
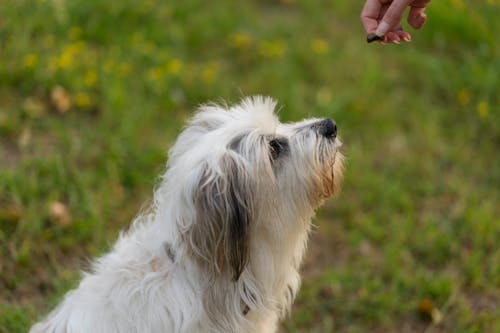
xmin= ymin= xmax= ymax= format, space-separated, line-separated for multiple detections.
xmin=167 ymin=97 xmax=344 ymax=280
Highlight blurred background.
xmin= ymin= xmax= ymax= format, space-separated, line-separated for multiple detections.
xmin=0 ymin=0 xmax=498 ymax=332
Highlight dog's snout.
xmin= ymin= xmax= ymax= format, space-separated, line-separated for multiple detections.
xmin=317 ymin=119 xmax=337 ymax=138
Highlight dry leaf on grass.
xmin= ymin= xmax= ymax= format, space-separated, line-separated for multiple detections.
xmin=23 ymin=97 xmax=47 ymax=118
xmin=49 ymin=201 xmax=72 ymax=227
xmin=417 ymin=298 xmax=444 ymax=324
xmin=51 ymin=85 xmax=72 ymax=113
xmin=18 ymin=127 xmax=32 ymax=149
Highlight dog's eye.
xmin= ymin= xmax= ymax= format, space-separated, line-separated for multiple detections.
xmin=269 ymin=139 xmax=283 ymax=160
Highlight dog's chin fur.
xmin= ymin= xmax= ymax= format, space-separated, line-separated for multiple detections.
xmin=30 ymin=96 xmax=344 ymax=333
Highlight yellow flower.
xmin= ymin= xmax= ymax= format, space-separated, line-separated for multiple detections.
xmin=69 ymin=26 xmax=83 ymax=40
xmin=451 ymin=0 xmax=464 ymax=10
xmin=74 ymin=92 xmax=92 ymax=108
xmin=84 ymin=70 xmax=98 ymax=87
xmin=141 ymin=42 xmax=156 ymax=55
xmin=66 ymin=41 xmax=86 ymax=55
xmin=57 ymin=42 xmax=86 ymax=69
xmin=311 ymin=38 xmax=330 ymax=55
xmin=140 ymin=0 xmax=154 ymax=11
xmin=316 ymin=87 xmax=332 ymax=105
xmin=147 ymin=67 xmax=164 ymax=81
xmin=118 ymin=63 xmax=132 ymax=77
xmin=258 ymin=40 xmax=287 ymax=59
xmin=57 ymin=52 xmax=73 ymax=69
xmin=201 ymin=62 xmax=220 ymax=84
xmin=457 ymin=88 xmax=471 ymax=106
xmin=44 ymin=35 xmax=55 ymax=48
xmin=228 ymin=33 xmax=252 ymax=49
xmin=47 ymin=56 xmax=58 ymax=72
xmin=23 ymin=54 xmax=38 ymax=68
xmin=477 ymin=101 xmax=489 ymax=119
xmin=165 ymin=59 xmax=183 ymax=76
xmin=103 ymin=60 xmax=115 ymax=73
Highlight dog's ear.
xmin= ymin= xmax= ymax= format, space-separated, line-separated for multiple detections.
xmin=188 ymin=152 xmax=253 ymax=281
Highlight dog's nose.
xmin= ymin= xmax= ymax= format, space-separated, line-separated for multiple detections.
xmin=318 ymin=119 xmax=337 ymax=138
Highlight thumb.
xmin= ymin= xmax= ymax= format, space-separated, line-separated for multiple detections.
xmin=376 ymin=0 xmax=411 ymax=36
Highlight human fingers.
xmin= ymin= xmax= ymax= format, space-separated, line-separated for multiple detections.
xmin=379 ymin=24 xmax=411 ymax=44
xmin=375 ymin=0 xmax=411 ymax=37
xmin=408 ymin=6 xmax=427 ymax=29
xmin=386 ymin=31 xmax=402 ymax=44
xmin=396 ymin=30 xmax=412 ymax=42
xmin=361 ymin=0 xmax=384 ymax=33
xmin=391 ymin=24 xmax=412 ymax=43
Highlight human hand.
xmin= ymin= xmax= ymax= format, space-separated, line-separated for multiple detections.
xmin=361 ymin=0 xmax=431 ymax=44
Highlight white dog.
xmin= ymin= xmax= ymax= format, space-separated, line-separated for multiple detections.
xmin=30 ymin=96 xmax=344 ymax=333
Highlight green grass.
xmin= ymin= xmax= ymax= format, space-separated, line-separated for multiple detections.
xmin=0 ymin=0 xmax=499 ymax=332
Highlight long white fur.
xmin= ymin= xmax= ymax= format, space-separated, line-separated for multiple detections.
xmin=30 ymin=96 xmax=344 ymax=333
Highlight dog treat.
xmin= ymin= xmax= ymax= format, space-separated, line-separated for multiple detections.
xmin=366 ymin=33 xmax=382 ymax=43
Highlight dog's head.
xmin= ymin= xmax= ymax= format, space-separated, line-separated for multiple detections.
xmin=166 ymin=96 xmax=344 ymax=280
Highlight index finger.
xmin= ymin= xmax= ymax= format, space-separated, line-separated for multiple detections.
xmin=376 ymin=0 xmax=412 ymax=35
xmin=361 ymin=0 xmax=383 ymax=33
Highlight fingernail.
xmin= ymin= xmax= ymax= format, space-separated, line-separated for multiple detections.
xmin=403 ymin=36 xmax=411 ymax=42
xmin=375 ymin=21 xmax=391 ymax=37
xmin=393 ymin=40 xmax=401 ymax=45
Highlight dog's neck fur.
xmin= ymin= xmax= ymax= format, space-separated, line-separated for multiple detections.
xmin=88 ymin=202 xmax=314 ymax=333
xmin=139 ymin=188 xmax=317 ymax=332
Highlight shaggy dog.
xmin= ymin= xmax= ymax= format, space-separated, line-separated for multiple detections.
xmin=30 ymin=96 xmax=344 ymax=333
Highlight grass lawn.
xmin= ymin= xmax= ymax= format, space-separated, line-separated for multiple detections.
xmin=0 ymin=0 xmax=499 ymax=332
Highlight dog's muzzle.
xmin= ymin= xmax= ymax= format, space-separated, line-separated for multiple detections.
xmin=316 ymin=118 xmax=337 ymax=139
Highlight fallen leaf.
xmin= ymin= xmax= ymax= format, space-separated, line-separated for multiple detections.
xmin=23 ymin=97 xmax=47 ymax=118
xmin=49 ymin=201 xmax=72 ymax=227
xmin=18 ymin=127 xmax=32 ymax=149
xmin=431 ymin=307 xmax=443 ymax=324
xmin=0 ymin=206 xmax=21 ymax=223
xmin=0 ymin=205 xmax=22 ymax=236
xmin=418 ymin=298 xmax=444 ymax=324
xmin=418 ymin=298 xmax=434 ymax=315
xmin=51 ymin=85 xmax=72 ymax=113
